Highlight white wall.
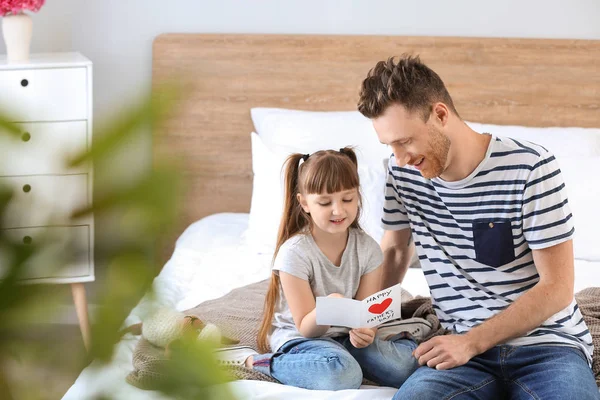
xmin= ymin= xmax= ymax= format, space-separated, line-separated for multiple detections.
xmin=2 ymin=0 xmax=598 ymax=126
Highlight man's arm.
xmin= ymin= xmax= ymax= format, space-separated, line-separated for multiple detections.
xmin=465 ymin=239 xmax=574 ymax=353
xmin=415 ymin=239 xmax=575 ymax=370
xmin=380 ymin=228 xmax=415 ymax=288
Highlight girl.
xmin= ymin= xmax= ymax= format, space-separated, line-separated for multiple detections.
xmin=217 ymin=147 xmax=419 ymax=390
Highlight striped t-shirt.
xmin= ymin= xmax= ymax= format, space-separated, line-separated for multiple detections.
xmin=382 ymin=135 xmax=593 ymax=364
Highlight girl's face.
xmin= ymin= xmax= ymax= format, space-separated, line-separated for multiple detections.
xmin=298 ymin=188 xmax=359 ymax=236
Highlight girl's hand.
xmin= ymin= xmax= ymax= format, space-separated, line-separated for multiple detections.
xmin=327 ymin=293 xmax=344 ymax=299
xmin=349 ymin=327 xmax=377 ymax=348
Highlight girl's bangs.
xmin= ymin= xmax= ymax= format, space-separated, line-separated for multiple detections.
xmin=303 ymin=157 xmax=359 ymax=194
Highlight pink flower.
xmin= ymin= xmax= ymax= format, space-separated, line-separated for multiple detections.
xmin=0 ymin=0 xmax=45 ymax=17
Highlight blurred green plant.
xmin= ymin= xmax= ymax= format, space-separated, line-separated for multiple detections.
xmin=0 ymin=89 xmax=235 ymax=400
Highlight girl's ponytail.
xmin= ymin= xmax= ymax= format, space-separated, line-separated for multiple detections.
xmin=257 ymin=153 xmax=308 ymax=353
xmin=339 ymin=147 xmax=358 ymax=167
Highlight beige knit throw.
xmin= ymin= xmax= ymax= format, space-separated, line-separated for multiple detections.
xmin=575 ymin=287 xmax=600 ymax=387
xmin=126 ymin=279 xmax=439 ymax=389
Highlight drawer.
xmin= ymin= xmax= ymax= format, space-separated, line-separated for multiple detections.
xmin=0 ymin=174 xmax=90 ymax=228
xmin=0 ymin=121 xmax=88 ymax=175
xmin=0 ymin=225 xmax=92 ymax=281
xmin=0 ymin=67 xmax=88 ymax=122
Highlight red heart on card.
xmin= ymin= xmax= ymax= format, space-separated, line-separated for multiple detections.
xmin=368 ymin=298 xmax=392 ymax=315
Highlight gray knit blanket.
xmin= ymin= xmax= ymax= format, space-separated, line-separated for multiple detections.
xmin=576 ymin=287 xmax=600 ymax=387
xmin=126 ymin=281 xmax=600 ymax=390
xmin=126 ymin=279 xmax=443 ymax=389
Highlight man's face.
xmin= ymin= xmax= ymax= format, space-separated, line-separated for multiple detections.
xmin=372 ymin=103 xmax=451 ymax=180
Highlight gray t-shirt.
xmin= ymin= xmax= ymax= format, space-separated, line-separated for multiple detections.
xmin=269 ymin=228 xmax=383 ymax=352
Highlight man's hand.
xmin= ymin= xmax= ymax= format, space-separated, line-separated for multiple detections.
xmin=413 ymin=335 xmax=478 ymax=370
xmin=349 ymin=327 xmax=377 ymax=348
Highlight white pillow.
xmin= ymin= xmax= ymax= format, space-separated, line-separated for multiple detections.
xmin=251 ymin=108 xmax=390 ymax=168
xmin=175 ymin=213 xmax=250 ymax=251
xmin=252 ymin=110 xmax=600 ymax=163
xmin=466 ymin=121 xmax=600 ymax=261
xmin=556 ymin=156 xmax=600 ymax=261
xmin=246 ymin=132 xmax=386 ymax=254
xmin=465 ymin=121 xmax=600 ymax=158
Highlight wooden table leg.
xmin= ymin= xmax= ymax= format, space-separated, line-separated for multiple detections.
xmin=71 ymin=283 xmax=91 ymax=351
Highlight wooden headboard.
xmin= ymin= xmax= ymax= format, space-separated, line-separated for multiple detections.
xmin=152 ymin=34 xmax=600 ymax=254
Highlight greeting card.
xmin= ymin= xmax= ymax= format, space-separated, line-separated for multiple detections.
xmin=316 ymin=283 xmax=402 ymax=328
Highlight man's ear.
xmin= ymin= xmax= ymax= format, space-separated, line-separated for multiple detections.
xmin=432 ymin=102 xmax=450 ymax=127
xmin=297 ymin=193 xmax=310 ymax=214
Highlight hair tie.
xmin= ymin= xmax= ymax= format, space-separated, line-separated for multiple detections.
xmin=302 ymin=154 xmax=310 ymax=162
xmin=339 ymin=148 xmax=346 ymax=155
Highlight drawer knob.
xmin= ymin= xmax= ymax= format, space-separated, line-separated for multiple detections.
xmin=21 ymin=79 xmax=29 ymax=87
xmin=22 ymin=184 xmax=31 ymax=193
xmin=21 ymin=132 xmax=31 ymax=142
xmin=23 ymin=236 xmax=32 ymax=244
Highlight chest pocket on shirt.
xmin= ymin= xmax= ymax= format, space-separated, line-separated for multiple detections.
xmin=472 ymin=221 xmax=515 ymax=268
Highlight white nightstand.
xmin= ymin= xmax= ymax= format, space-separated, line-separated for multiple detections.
xmin=0 ymin=52 xmax=94 ymax=349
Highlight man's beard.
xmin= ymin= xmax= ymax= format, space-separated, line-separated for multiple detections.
xmin=420 ymin=126 xmax=451 ymax=180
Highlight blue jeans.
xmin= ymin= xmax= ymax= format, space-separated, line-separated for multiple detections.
xmin=393 ymin=345 xmax=599 ymax=400
xmin=252 ymin=335 xmax=419 ymax=391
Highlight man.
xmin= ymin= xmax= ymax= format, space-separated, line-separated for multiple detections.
xmin=358 ymin=55 xmax=598 ymax=399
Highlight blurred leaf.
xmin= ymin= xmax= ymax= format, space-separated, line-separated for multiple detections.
xmin=90 ymin=252 xmax=155 ymax=361
xmin=0 ymin=114 xmax=21 ymax=139
xmin=69 ymin=84 xmax=179 ymax=169
xmin=0 ymin=84 xmax=234 ymax=400
xmin=157 ymin=339 xmax=235 ymax=400
xmin=74 ymin=166 xmax=181 ymax=227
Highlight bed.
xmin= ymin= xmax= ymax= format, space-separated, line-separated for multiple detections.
xmin=63 ymin=34 xmax=600 ymax=399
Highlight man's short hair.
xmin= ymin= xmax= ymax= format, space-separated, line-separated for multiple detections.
xmin=358 ymin=54 xmax=459 ymax=121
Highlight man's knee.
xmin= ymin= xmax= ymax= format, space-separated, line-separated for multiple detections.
xmin=392 ymin=367 xmax=451 ymax=400
xmin=392 ymin=365 xmax=499 ymax=400
xmin=509 ymin=346 xmax=599 ymax=400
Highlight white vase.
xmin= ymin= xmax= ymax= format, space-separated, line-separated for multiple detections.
xmin=2 ymin=12 xmax=33 ymax=63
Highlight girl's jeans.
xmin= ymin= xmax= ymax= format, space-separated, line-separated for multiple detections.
xmin=252 ymin=334 xmax=419 ymax=391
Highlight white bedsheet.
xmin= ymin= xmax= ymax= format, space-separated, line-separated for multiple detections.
xmin=63 ymin=213 xmax=600 ymax=400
